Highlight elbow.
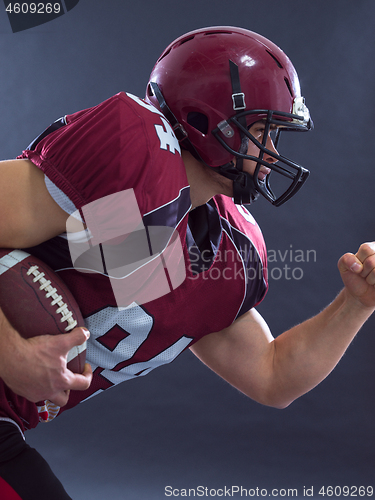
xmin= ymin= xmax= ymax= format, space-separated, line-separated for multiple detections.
xmin=241 ymin=386 xmax=296 ymax=410
xmin=269 ymin=399 xmax=294 ymax=410
xmin=259 ymin=396 xmax=295 ymax=410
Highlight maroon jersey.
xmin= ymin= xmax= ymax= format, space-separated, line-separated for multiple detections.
xmin=0 ymin=92 xmax=268 ymax=431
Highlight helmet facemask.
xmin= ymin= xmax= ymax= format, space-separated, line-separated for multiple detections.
xmin=212 ymin=105 xmax=312 ymax=206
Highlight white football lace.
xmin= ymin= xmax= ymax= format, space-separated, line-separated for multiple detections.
xmin=26 ymin=265 xmax=77 ymax=332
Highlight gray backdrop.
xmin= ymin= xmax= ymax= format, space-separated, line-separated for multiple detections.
xmin=1 ymin=1 xmax=374 ymax=498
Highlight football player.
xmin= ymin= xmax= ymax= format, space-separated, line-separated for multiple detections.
xmin=0 ymin=27 xmax=374 ymax=500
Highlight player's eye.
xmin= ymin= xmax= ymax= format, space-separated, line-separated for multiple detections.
xmin=270 ymin=129 xmax=278 ymax=143
xmin=253 ymin=127 xmax=265 ymax=137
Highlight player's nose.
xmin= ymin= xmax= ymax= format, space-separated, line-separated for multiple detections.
xmin=264 ymin=133 xmax=279 ymax=164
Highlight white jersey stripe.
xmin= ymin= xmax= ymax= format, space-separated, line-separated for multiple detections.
xmin=0 ymin=250 xmax=30 ymax=275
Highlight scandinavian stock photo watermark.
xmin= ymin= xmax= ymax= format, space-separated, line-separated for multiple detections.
xmin=187 ymin=244 xmax=317 ymax=283
xmin=266 ymin=245 xmax=317 ymax=281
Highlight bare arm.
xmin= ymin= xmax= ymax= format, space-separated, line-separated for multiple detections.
xmin=191 ymin=243 xmax=375 ymax=408
xmin=0 ymin=159 xmax=92 ymax=405
xmin=0 ymin=159 xmax=69 ymax=248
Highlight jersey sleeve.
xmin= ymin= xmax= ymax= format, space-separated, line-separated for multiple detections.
xmin=213 ymin=196 xmax=268 ymax=317
xmin=17 ymin=92 xmax=189 ymax=219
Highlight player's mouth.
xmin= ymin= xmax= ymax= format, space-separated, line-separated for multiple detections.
xmin=257 ymin=167 xmax=271 ymax=181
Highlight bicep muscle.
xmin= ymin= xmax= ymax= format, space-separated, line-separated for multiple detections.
xmin=0 ymin=159 xmax=68 ymax=248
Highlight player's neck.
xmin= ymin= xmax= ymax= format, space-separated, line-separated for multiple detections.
xmin=182 ymin=150 xmax=227 ymax=209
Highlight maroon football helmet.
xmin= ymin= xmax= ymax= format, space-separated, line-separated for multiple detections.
xmin=146 ymin=26 xmax=313 ymax=206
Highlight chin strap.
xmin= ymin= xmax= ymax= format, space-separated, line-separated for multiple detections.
xmin=233 ymin=173 xmax=260 ymax=205
xmin=216 ymin=162 xmax=260 ymax=205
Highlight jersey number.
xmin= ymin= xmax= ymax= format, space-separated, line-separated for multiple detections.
xmin=127 ymin=93 xmax=181 ymax=155
xmin=84 ymin=303 xmax=192 ymax=399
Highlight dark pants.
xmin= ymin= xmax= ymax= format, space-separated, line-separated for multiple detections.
xmin=0 ymin=421 xmax=72 ymax=500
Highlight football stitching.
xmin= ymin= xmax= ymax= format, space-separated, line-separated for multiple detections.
xmin=26 ymin=265 xmax=78 ymax=332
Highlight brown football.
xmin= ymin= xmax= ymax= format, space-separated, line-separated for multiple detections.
xmin=0 ymin=248 xmax=86 ymax=374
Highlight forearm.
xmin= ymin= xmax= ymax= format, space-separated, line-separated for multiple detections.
xmin=0 ymin=308 xmax=36 ymax=399
xmin=192 ymin=243 xmax=375 ymax=409
xmin=269 ymin=288 xmax=374 ymax=407
xmin=0 ymin=307 xmax=44 ymax=400
xmin=0 ymin=307 xmax=23 ymax=379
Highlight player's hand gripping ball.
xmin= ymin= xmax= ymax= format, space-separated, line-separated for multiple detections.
xmin=0 ymin=249 xmax=86 ymax=374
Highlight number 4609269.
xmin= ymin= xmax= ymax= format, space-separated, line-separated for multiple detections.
xmin=5 ymin=3 xmax=61 ymax=14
